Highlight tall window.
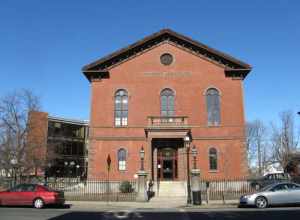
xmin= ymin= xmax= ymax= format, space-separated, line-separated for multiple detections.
xmin=118 ymin=148 xmax=127 ymax=171
xmin=206 ymin=88 xmax=220 ymax=125
xmin=115 ymin=89 xmax=128 ymax=126
xmin=160 ymin=88 xmax=175 ymax=116
xmin=209 ymin=148 xmax=218 ymax=170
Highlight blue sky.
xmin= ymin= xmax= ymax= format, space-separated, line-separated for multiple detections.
xmin=1 ymin=0 xmax=299 ymax=126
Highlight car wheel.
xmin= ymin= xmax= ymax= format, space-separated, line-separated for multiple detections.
xmin=33 ymin=198 xmax=44 ymax=209
xmin=255 ymin=196 xmax=268 ymax=209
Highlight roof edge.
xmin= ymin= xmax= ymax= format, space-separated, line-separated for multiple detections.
xmin=82 ymin=29 xmax=252 ymax=81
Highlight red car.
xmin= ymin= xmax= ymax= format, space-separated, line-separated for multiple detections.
xmin=0 ymin=183 xmax=65 ymax=208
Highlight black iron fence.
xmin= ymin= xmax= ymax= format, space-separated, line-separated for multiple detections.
xmin=0 ymin=177 xmax=137 ymax=202
xmin=0 ymin=177 xmax=274 ymax=203
xmin=199 ymin=179 xmax=257 ymax=202
xmin=0 ymin=178 xmax=14 ymax=191
xmin=47 ymin=178 xmax=137 ymax=201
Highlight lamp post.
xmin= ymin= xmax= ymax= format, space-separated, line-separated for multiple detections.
xmin=47 ymin=162 xmax=51 ymax=173
xmin=190 ymin=144 xmax=202 ymax=205
xmin=45 ymin=162 xmax=51 ymax=185
xmin=70 ymin=161 xmax=75 ymax=177
xmin=184 ymin=135 xmax=192 ymax=204
xmin=76 ymin=164 xmax=80 ymax=177
xmin=137 ymin=146 xmax=147 ymax=202
xmin=84 ymin=157 xmax=89 ymax=180
xmin=140 ymin=146 xmax=145 ymax=171
xmin=106 ymin=154 xmax=111 ymax=203
xmin=64 ymin=161 xmax=69 ymax=177
xmin=191 ymin=145 xmax=197 ymax=169
xmin=10 ymin=158 xmax=17 ymax=187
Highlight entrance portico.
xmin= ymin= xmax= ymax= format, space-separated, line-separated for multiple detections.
xmin=153 ymin=139 xmax=181 ymax=181
xmin=145 ymin=116 xmax=191 ymax=182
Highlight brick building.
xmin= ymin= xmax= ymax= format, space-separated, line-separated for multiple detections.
xmin=82 ymin=29 xmax=252 ymax=181
xmin=28 ymin=111 xmax=89 ymax=178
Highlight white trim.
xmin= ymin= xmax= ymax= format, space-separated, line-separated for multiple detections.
xmin=203 ymin=86 xmax=222 ymax=96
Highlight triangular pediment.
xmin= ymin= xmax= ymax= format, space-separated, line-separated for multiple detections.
xmin=82 ymin=29 xmax=251 ymax=81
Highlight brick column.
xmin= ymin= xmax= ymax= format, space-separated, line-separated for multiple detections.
xmin=177 ymin=147 xmax=186 ymax=181
xmin=137 ymin=170 xmax=148 ymax=202
xmin=147 ymin=138 xmax=153 ymax=178
xmin=153 ymin=147 xmax=157 ymax=182
xmin=191 ymin=169 xmax=201 ymax=205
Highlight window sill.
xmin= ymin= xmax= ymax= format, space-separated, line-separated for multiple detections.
xmin=114 ymin=126 xmax=129 ymax=128
xmin=208 ymin=170 xmax=219 ymax=173
xmin=118 ymin=170 xmax=127 ymax=173
xmin=207 ymin=124 xmax=221 ymax=127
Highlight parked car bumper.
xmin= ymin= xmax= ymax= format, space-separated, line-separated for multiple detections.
xmin=45 ymin=197 xmax=65 ymax=206
xmin=239 ymin=195 xmax=256 ymax=206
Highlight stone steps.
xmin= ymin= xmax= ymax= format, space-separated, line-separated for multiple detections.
xmin=152 ymin=181 xmax=187 ymax=197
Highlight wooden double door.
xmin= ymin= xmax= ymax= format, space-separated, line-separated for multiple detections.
xmin=157 ymin=148 xmax=178 ymax=180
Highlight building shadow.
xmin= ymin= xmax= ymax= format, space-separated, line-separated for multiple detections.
xmin=47 ymin=210 xmax=300 ymax=220
xmin=0 ymin=204 xmax=71 ymax=209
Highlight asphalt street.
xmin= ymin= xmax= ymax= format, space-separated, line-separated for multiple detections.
xmin=1 ymin=206 xmax=300 ymax=220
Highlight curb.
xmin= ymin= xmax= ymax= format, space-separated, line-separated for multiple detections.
xmin=67 ymin=200 xmax=239 ymax=210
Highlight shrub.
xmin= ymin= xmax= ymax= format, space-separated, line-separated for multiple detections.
xmin=119 ymin=181 xmax=134 ymax=193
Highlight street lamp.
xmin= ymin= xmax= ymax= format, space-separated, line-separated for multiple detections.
xmin=45 ymin=162 xmax=51 ymax=185
xmin=10 ymin=158 xmax=17 ymax=186
xmin=76 ymin=164 xmax=80 ymax=177
xmin=47 ymin=162 xmax=51 ymax=175
xmin=64 ymin=161 xmax=69 ymax=177
xmin=184 ymin=135 xmax=192 ymax=204
xmin=140 ymin=146 xmax=145 ymax=171
xmin=70 ymin=161 xmax=75 ymax=177
xmin=191 ymin=145 xmax=197 ymax=169
xmin=84 ymin=157 xmax=89 ymax=179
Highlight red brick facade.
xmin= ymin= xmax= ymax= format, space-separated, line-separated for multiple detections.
xmin=83 ymin=29 xmax=251 ymax=181
xmin=27 ymin=111 xmax=48 ymax=175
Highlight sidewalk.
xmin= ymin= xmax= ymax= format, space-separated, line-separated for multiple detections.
xmin=67 ymin=200 xmax=239 ymax=211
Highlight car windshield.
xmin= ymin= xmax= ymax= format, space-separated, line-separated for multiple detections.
xmin=259 ymin=184 xmax=276 ymax=192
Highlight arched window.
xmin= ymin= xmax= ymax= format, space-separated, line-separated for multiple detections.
xmin=115 ymin=89 xmax=128 ymax=126
xmin=118 ymin=148 xmax=127 ymax=171
xmin=209 ymin=148 xmax=218 ymax=170
xmin=206 ymin=88 xmax=220 ymax=125
xmin=160 ymin=88 xmax=175 ymax=116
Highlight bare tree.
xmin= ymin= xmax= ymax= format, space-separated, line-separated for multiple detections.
xmin=270 ymin=111 xmax=299 ymax=169
xmin=0 ymin=89 xmax=43 ymax=179
xmin=246 ymin=120 xmax=268 ymax=176
xmin=246 ymin=122 xmax=256 ymax=169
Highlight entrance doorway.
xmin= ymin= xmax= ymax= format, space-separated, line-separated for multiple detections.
xmin=157 ymin=148 xmax=178 ymax=180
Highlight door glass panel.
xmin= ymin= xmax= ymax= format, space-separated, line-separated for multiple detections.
xmin=157 ymin=148 xmax=177 ymax=180
xmin=163 ymin=160 xmax=173 ymax=179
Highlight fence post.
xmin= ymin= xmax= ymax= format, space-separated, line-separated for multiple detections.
xmin=222 ymin=180 xmax=226 ymax=204
xmin=137 ymin=171 xmax=148 ymax=202
xmin=191 ymin=169 xmax=201 ymax=205
xmin=206 ymin=181 xmax=210 ymax=204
